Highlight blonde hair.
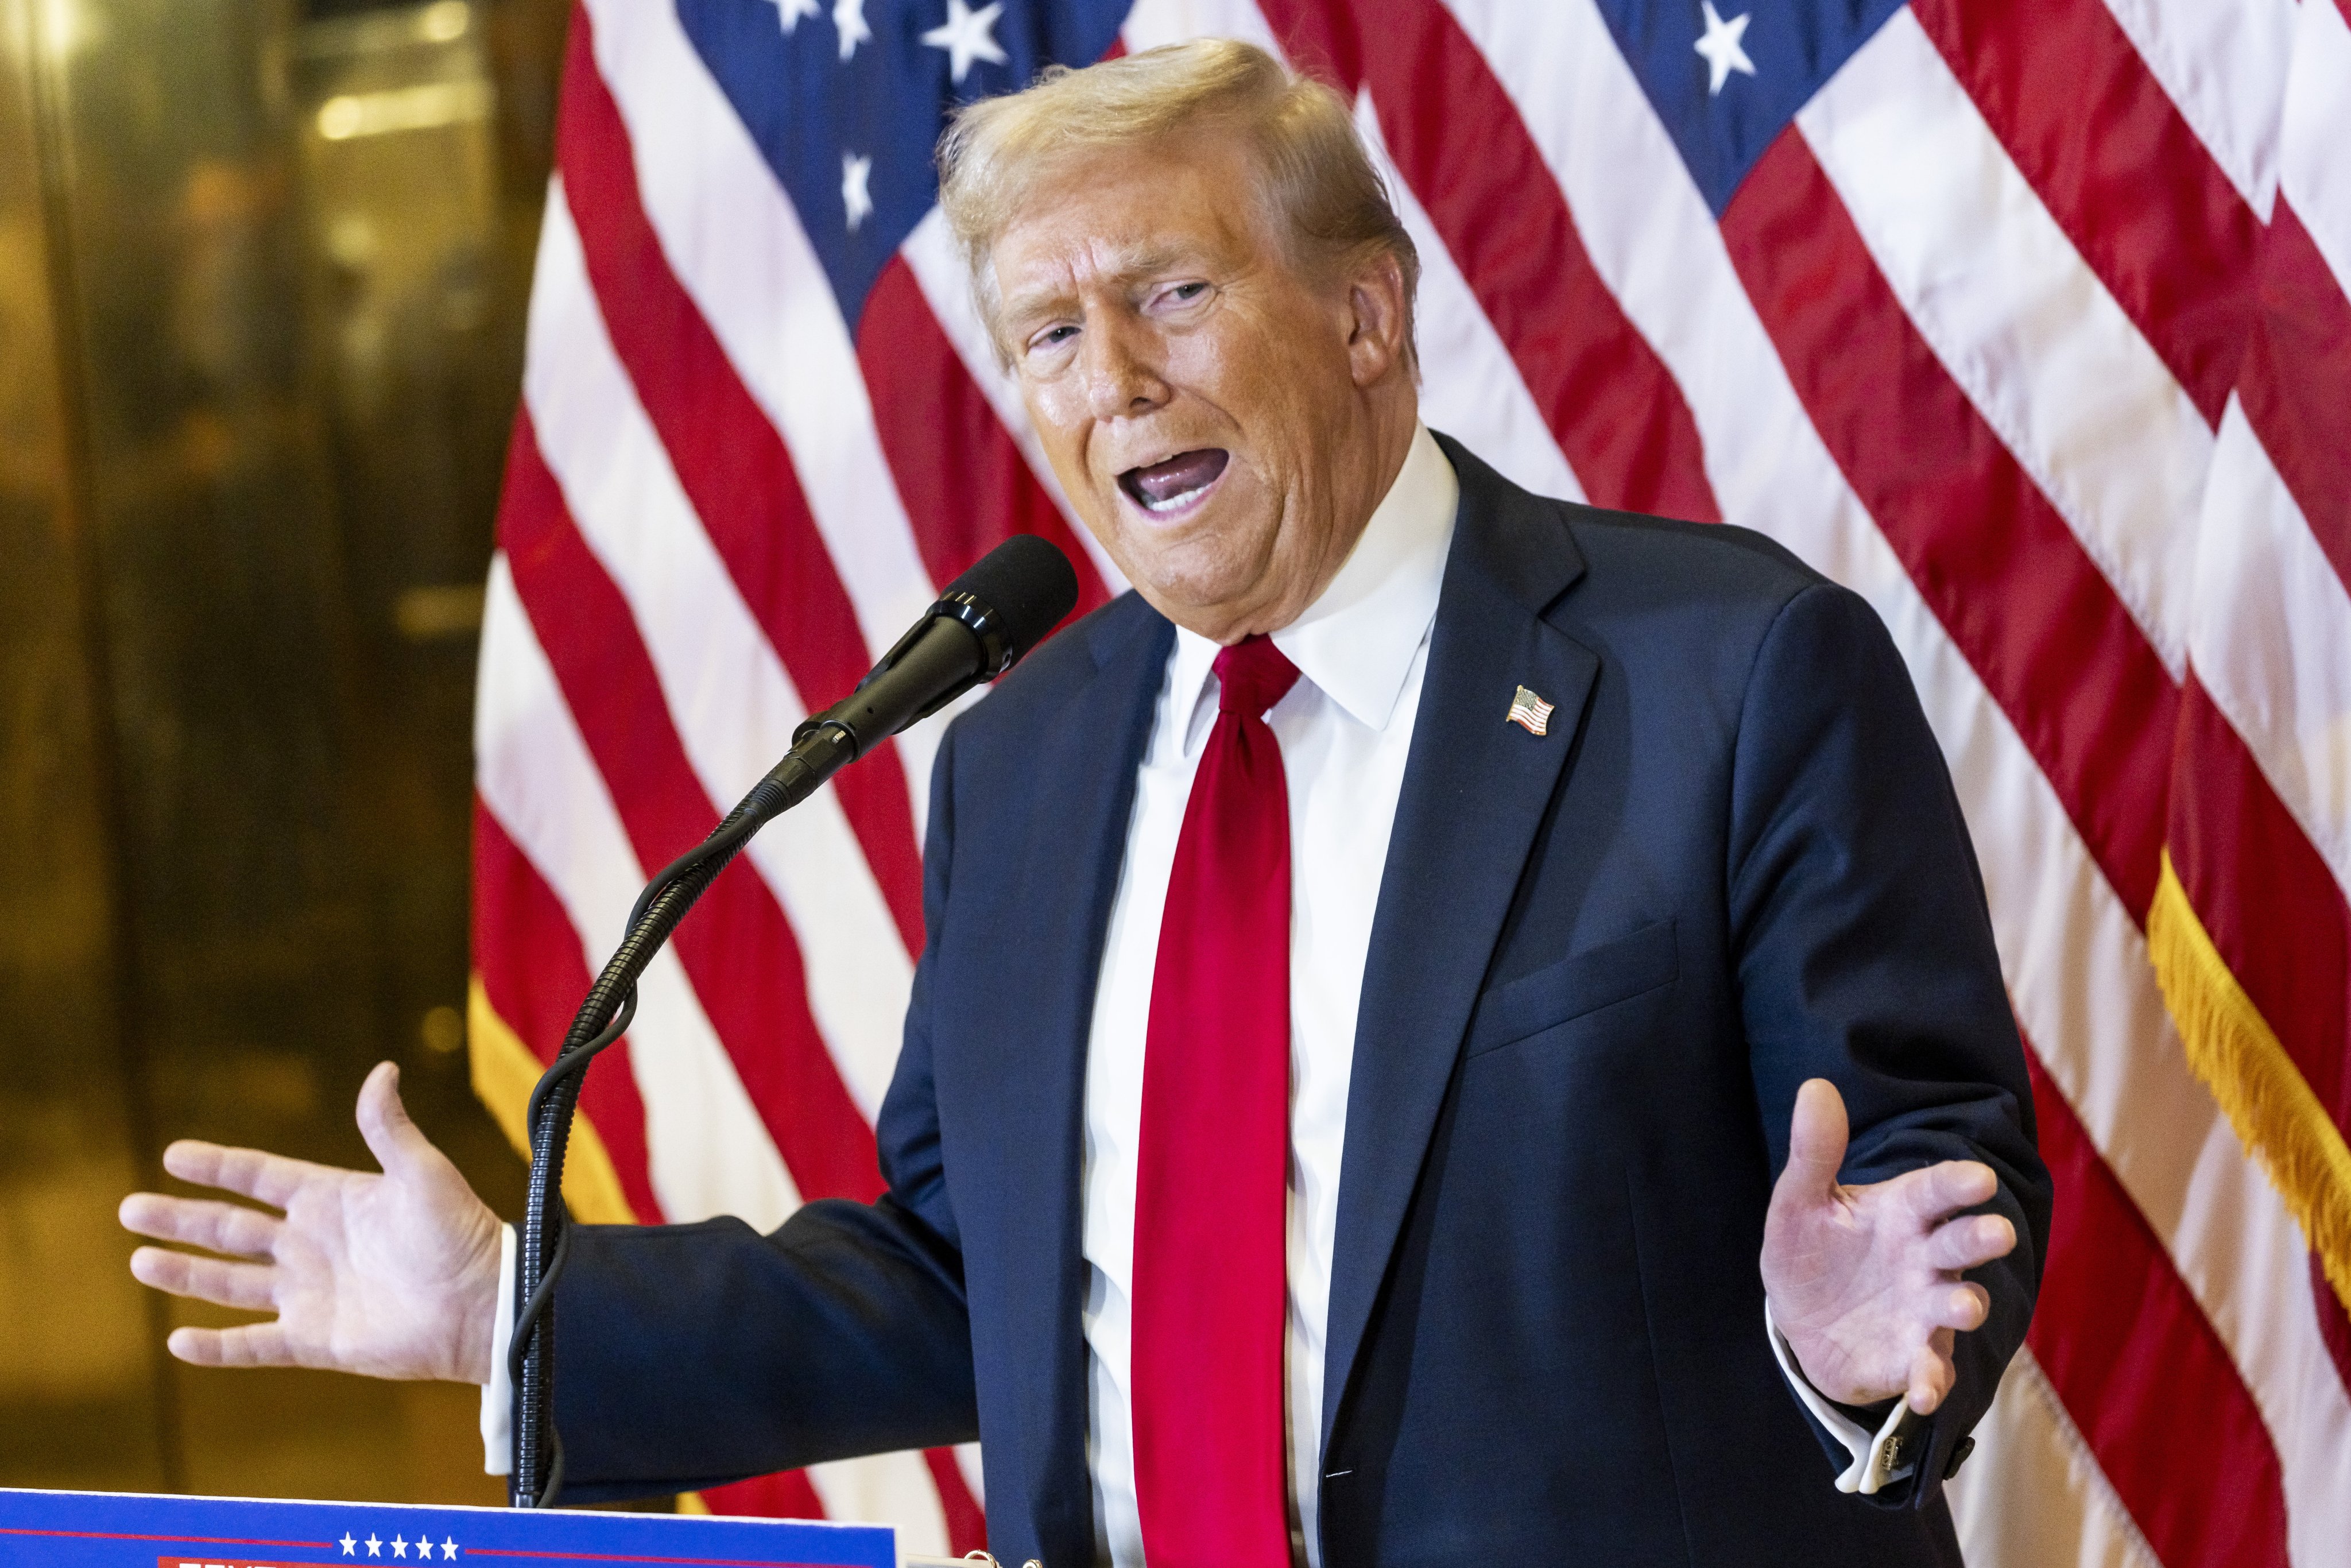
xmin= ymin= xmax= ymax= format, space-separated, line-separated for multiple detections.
xmin=937 ymin=38 xmax=1420 ymax=364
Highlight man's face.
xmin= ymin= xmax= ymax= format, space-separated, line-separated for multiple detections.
xmin=990 ymin=127 xmax=1412 ymax=642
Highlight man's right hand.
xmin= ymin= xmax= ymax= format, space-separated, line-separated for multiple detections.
xmin=119 ymin=1060 xmax=504 ymax=1385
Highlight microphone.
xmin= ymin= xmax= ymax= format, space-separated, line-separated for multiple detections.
xmin=508 ymin=531 xmax=1079 ymax=1508
xmin=750 ymin=531 xmax=1082 ymax=824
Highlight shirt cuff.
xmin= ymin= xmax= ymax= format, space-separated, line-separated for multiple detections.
xmin=1763 ymin=1302 xmax=1915 ymax=1495
xmin=481 ymin=1223 xmax=516 ymax=1477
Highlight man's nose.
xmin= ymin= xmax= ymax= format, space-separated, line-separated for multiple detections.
xmin=1080 ymin=319 xmax=1169 ymax=419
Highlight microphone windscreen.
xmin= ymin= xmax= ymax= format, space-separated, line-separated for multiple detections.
xmin=948 ymin=533 xmax=1081 ymax=663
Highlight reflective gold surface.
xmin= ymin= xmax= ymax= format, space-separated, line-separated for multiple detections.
xmin=0 ymin=0 xmax=564 ymax=1502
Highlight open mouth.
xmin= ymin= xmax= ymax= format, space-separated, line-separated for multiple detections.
xmin=1118 ymin=448 xmax=1230 ymax=517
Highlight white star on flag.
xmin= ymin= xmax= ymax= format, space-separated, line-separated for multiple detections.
xmin=831 ymin=0 xmax=870 ymax=61
xmin=766 ymin=0 xmax=818 ymax=32
xmin=921 ymin=0 xmax=1008 ymax=84
xmin=1693 ymin=2 xmax=1756 ymax=95
xmin=841 ymin=151 xmax=874 ymax=231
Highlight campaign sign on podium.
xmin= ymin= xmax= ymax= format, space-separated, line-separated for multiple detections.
xmin=0 ymin=1488 xmax=894 ymax=1568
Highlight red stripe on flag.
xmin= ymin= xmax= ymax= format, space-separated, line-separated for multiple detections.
xmin=1255 ymin=0 xmax=1723 ymax=524
xmin=1723 ymin=127 xmax=2177 ymax=919
xmin=2233 ymin=199 xmax=2351 ymax=598
xmin=1910 ymin=0 xmax=2260 ymax=427
xmin=499 ymin=412 xmax=885 ymax=1205
xmin=556 ymin=16 xmax=926 ymax=953
xmin=698 ymin=1469 xmax=829 ymax=1521
xmin=920 ymin=1449 xmax=986 ymax=1556
xmin=473 ymin=796 xmax=663 ymax=1225
xmin=2025 ymin=1047 xmax=2291 ymax=1568
xmin=858 ymin=255 xmax=1111 ymax=621
xmin=2168 ymin=679 xmax=2351 ymax=1133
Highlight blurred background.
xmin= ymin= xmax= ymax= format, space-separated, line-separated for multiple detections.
xmin=0 ymin=0 xmax=567 ymax=1503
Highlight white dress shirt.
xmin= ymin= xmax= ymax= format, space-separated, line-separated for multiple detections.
xmin=1079 ymin=425 xmax=1457 ymax=1568
xmin=481 ymin=423 xmax=1908 ymax=1534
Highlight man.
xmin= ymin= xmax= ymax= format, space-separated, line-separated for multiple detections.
xmin=123 ymin=40 xmax=2048 ymax=1568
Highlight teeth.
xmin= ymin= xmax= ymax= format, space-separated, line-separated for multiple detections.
xmin=1143 ymin=483 xmax=1207 ymax=513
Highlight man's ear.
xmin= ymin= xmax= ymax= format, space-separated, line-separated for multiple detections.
xmin=1345 ymin=251 xmax=1411 ymax=388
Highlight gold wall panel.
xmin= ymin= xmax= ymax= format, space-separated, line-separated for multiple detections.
xmin=1 ymin=0 xmax=568 ymax=1503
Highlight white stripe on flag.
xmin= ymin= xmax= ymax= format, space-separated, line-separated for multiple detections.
xmin=1799 ymin=7 xmax=2209 ymax=678
xmin=2098 ymin=0 xmax=2291 ymax=218
xmin=477 ymin=555 xmax=802 ymax=1232
xmin=806 ymin=1450 xmax=951 ymax=1556
xmin=1949 ymin=1349 xmax=2162 ymax=1568
xmin=2282 ymin=0 xmax=2351 ymax=289
xmin=2191 ymin=398 xmax=2351 ymax=913
xmin=1348 ymin=94 xmax=1586 ymax=507
xmin=576 ymin=0 xmax=947 ymax=837
xmin=523 ymin=181 xmax=913 ymax=1121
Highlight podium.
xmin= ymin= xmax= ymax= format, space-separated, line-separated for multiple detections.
xmin=0 ymin=1488 xmax=894 ymax=1568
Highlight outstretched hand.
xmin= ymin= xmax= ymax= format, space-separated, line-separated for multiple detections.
xmin=1760 ymin=1079 xmax=2017 ymax=1415
xmin=118 ymin=1061 xmax=503 ymax=1384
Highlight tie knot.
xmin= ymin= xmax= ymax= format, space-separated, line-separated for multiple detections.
xmin=1212 ymin=635 xmax=1301 ymax=719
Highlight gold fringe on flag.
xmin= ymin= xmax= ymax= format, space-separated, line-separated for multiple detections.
xmin=2149 ymin=851 xmax=2351 ymax=1315
xmin=466 ymin=975 xmax=641 ymax=1226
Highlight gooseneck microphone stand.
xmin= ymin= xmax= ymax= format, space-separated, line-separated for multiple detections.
xmin=506 ymin=536 xmax=1078 ymax=1509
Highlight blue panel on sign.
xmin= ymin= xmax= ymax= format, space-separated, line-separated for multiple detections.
xmin=1585 ymin=0 xmax=1908 ymax=214
xmin=0 ymin=1487 xmax=893 ymax=1568
xmin=674 ymin=0 xmax=1132 ymax=335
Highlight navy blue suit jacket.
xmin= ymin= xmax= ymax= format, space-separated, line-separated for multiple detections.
xmin=552 ymin=438 xmax=2051 ymax=1566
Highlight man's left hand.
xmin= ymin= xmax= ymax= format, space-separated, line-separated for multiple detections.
xmin=1761 ymin=1078 xmax=2019 ymax=1414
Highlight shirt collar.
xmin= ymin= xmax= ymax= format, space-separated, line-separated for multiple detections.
xmin=1165 ymin=424 xmax=1458 ymax=748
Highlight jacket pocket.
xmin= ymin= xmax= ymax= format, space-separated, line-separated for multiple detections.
xmin=1463 ymin=917 xmax=1679 ymax=1059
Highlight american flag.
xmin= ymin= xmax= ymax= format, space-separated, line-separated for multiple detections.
xmin=466 ymin=0 xmax=2351 ymax=1561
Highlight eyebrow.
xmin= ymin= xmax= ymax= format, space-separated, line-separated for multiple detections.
xmin=998 ymin=242 xmax=1210 ymax=328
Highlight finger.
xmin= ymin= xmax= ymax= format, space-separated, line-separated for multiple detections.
xmin=118 ymin=1193 xmax=282 ymax=1259
xmin=1926 ymin=1213 xmax=2016 ymax=1272
xmin=129 ymin=1246 xmax=277 ymax=1311
xmin=166 ymin=1322 xmax=293 ymax=1369
xmin=1896 ymin=1158 xmax=2000 ymax=1226
xmin=1906 ymin=1330 xmax=1957 ymax=1415
xmin=1926 ymin=1280 xmax=1991 ymax=1333
xmin=1776 ymin=1079 xmax=1850 ymax=1205
xmin=161 ymin=1140 xmax=328 ymax=1210
xmin=355 ymin=1060 xmax=439 ymax=1181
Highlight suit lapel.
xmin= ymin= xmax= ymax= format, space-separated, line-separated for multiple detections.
xmin=1320 ymin=439 xmax=1602 ymax=1453
xmin=990 ymin=597 xmax=1172 ymax=1559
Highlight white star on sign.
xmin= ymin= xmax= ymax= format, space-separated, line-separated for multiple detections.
xmin=1694 ymin=1 xmax=1756 ymax=95
xmin=842 ymin=151 xmax=874 ymax=231
xmin=365 ymin=1536 xmax=382 ymax=1558
xmin=832 ymin=0 xmax=870 ymax=60
xmin=341 ymin=1535 xmax=357 ymax=1557
xmin=767 ymin=0 xmax=818 ymax=31
xmin=392 ymin=1536 xmax=408 ymax=1559
xmin=921 ymin=0 xmax=1007 ymax=84
xmin=441 ymin=1539 xmax=460 ymax=1560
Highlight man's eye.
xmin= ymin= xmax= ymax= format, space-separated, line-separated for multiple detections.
xmin=1168 ymin=282 xmax=1209 ymax=303
xmin=1029 ymin=324 xmax=1078 ymax=353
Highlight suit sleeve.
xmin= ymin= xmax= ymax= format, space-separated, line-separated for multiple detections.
xmin=1726 ymin=582 xmax=2054 ymax=1510
xmin=545 ymin=722 xmax=980 ymax=1501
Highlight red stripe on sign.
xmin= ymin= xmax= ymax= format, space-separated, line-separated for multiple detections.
xmin=2233 ymin=198 xmax=2351 ymax=599
xmin=2168 ymin=678 xmax=2351 ymax=1133
xmin=2025 ymin=1047 xmax=2291 ymax=1568
xmin=858 ymin=254 xmax=1111 ymax=623
xmin=1250 ymin=0 xmax=1721 ymax=522
xmin=921 ymin=1448 xmax=987 ymax=1557
xmin=1910 ymin=0 xmax=2259 ymax=428
xmin=500 ymin=413 xmax=885 ymax=1205
xmin=556 ymin=16 xmax=925 ymax=954
xmin=1723 ymin=127 xmax=2177 ymax=919
xmin=474 ymin=795 xmax=663 ymax=1224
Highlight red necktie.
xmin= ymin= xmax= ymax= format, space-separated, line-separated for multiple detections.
xmin=1132 ymin=635 xmax=1302 ymax=1568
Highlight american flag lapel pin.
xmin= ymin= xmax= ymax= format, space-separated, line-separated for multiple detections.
xmin=1506 ymin=684 xmax=1555 ymax=737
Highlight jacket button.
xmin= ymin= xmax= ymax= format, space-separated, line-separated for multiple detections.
xmin=1943 ymin=1435 xmax=1977 ymax=1480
